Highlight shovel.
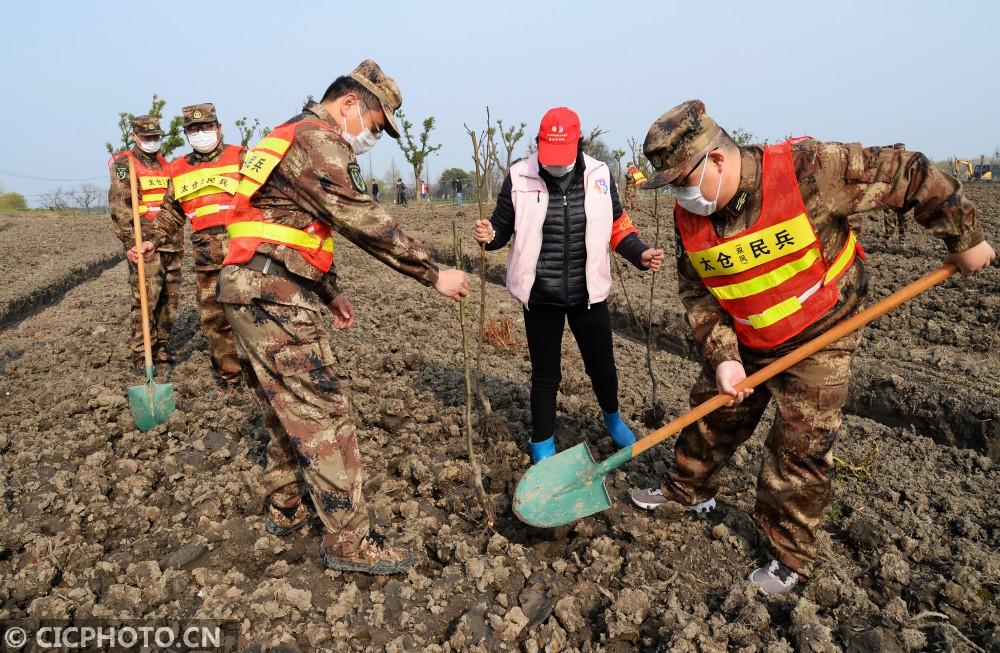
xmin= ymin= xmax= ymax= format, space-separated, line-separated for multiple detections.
xmin=125 ymin=156 xmax=175 ymax=431
xmin=513 ymin=263 xmax=959 ymax=528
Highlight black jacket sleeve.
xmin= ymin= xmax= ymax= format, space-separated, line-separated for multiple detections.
xmin=486 ymin=173 xmax=515 ymax=251
xmin=608 ymin=176 xmax=649 ymax=269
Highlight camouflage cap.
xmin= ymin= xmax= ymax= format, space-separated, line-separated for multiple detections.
xmin=182 ymin=103 xmax=218 ymax=127
xmin=131 ymin=115 xmax=163 ymax=136
xmin=349 ymin=59 xmax=402 ymax=139
xmin=643 ymin=99 xmax=724 ymax=190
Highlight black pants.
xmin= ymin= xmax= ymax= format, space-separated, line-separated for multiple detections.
xmin=523 ymin=301 xmax=619 ymax=442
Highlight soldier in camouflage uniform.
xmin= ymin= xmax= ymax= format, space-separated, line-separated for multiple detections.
xmin=110 ymin=115 xmax=184 ymax=371
xmin=216 ymin=60 xmax=469 ymax=575
xmin=623 ymin=161 xmax=641 ymax=210
xmin=630 ymin=100 xmax=995 ymax=595
xmin=133 ymin=104 xmax=244 ymax=386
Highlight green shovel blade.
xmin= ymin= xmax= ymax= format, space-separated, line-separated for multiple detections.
xmin=128 ymin=367 xmax=175 ymax=432
xmin=513 ymin=442 xmax=633 ymax=528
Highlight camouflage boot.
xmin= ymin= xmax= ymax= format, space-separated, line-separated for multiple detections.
xmin=264 ymin=496 xmax=312 ymax=536
xmin=321 ymin=532 xmax=413 ymax=575
xmin=153 ymin=347 xmax=174 ymax=365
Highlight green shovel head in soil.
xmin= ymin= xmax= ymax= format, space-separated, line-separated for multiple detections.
xmin=513 ymin=443 xmax=633 ymax=528
xmin=128 ymin=366 xmax=175 ymax=432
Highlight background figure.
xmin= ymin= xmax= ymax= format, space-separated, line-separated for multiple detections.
xmin=108 ymin=115 xmax=183 ymax=372
xmin=371 ymin=179 xmax=380 ymax=203
xmin=452 ymin=177 xmax=463 ymax=205
xmin=395 ymin=177 xmax=407 ymax=205
xmin=624 ymin=161 xmax=645 ymax=210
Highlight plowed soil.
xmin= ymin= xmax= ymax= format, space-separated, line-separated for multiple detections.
xmin=0 ymin=186 xmax=997 ymax=652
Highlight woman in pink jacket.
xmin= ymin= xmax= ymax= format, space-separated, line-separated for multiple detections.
xmin=474 ymin=107 xmax=664 ymax=463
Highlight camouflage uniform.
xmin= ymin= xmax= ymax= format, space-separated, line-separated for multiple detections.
xmin=108 ymin=115 xmax=184 ymax=364
xmin=623 ymin=164 xmax=639 ymax=210
xmin=643 ymin=100 xmax=985 ymax=575
xmin=150 ymin=103 xmax=243 ymax=384
xmin=218 ymin=61 xmax=440 ymax=559
xmin=881 ymin=143 xmax=908 ymax=240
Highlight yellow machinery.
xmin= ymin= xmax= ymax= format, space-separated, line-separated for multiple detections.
xmin=974 ymin=156 xmax=993 ymax=181
xmin=953 ymin=158 xmax=975 ymax=181
xmin=952 ymin=157 xmax=993 ymax=182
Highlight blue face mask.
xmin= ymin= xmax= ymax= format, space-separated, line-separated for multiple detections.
xmin=673 ymin=155 xmax=723 ymax=216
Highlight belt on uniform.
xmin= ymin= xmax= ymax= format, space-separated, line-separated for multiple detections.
xmin=239 ymin=253 xmax=299 ymax=281
xmin=195 ymin=225 xmax=227 ymax=236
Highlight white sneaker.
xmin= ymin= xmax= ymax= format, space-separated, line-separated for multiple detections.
xmin=630 ymin=488 xmax=717 ymax=514
xmin=748 ymin=560 xmax=799 ymax=596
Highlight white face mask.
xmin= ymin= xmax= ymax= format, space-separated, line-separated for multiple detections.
xmin=342 ymin=102 xmax=381 ymax=155
xmin=541 ymin=162 xmax=575 ymax=177
xmin=187 ymin=129 xmax=220 ymax=153
xmin=673 ymin=155 xmax=723 ymax=216
xmin=137 ymin=138 xmax=162 ymax=154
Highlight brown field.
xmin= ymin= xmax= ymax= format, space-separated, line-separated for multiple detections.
xmin=0 ymin=185 xmax=997 ymax=651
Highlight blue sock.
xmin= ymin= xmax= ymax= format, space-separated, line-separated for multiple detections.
xmin=603 ymin=410 xmax=636 ymax=448
xmin=529 ymin=436 xmax=556 ymax=463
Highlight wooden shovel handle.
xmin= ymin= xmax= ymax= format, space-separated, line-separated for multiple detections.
xmin=127 ymin=157 xmax=155 ymax=375
xmin=631 ymin=263 xmax=958 ymax=456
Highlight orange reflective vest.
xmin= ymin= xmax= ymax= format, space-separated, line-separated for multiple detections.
xmin=170 ymin=144 xmax=244 ymax=231
xmin=111 ymin=150 xmax=169 ymax=219
xmin=675 ymin=139 xmax=864 ymax=350
xmin=222 ymin=119 xmax=335 ymax=273
xmin=627 ymin=166 xmax=646 ymax=185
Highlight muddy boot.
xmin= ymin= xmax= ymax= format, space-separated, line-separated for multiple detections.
xmin=153 ymin=348 xmax=175 ymax=365
xmin=603 ymin=410 xmax=636 ymax=448
xmin=529 ymin=436 xmax=556 ymax=464
xmin=630 ymin=487 xmax=716 ymax=514
xmin=748 ymin=560 xmax=799 ymax=596
xmin=322 ymin=532 xmax=413 ymax=575
xmin=264 ymin=498 xmax=312 ymax=536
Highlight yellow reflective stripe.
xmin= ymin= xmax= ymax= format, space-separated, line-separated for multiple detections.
xmin=748 ymin=295 xmax=803 ymax=329
xmin=186 ymin=204 xmax=232 ymax=218
xmin=180 ymin=183 xmax=235 ymax=202
xmin=172 ymin=166 xmax=240 ymax=199
xmin=138 ymin=205 xmax=148 ymax=214
xmin=138 ymin=176 xmax=169 ymax=190
xmin=236 ymin=178 xmax=261 ymax=198
xmin=824 ymin=231 xmax=858 ymax=284
xmin=253 ymin=136 xmax=291 ymax=156
xmin=708 ymin=247 xmax=821 ymax=301
xmin=687 ymin=213 xmax=816 ymax=278
xmin=227 ymin=221 xmax=334 ymax=253
xmin=240 ymin=150 xmax=282 ymax=185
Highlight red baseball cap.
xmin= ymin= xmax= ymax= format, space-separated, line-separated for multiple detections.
xmin=537 ymin=107 xmax=581 ymax=166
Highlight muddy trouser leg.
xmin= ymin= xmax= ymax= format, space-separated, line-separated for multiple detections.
xmin=155 ymin=251 xmax=182 ymax=350
xmin=128 ymin=255 xmax=165 ymax=357
xmin=195 ymin=268 xmax=242 ymax=383
xmin=663 ymin=363 xmax=772 ymax=504
xmin=523 ymin=304 xmax=567 ymax=442
xmin=566 ymin=301 xmax=619 ymax=413
xmin=625 ymin=186 xmax=636 ymax=211
xmin=223 ymin=299 xmax=370 ymax=556
xmin=236 ymin=341 xmax=304 ymax=508
xmin=753 ymin=329 xmax=860 ymax=576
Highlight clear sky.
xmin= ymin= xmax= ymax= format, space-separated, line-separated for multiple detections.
xmin=1 ymin=0 xmax=997 ymax=205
